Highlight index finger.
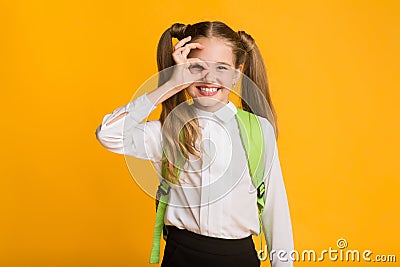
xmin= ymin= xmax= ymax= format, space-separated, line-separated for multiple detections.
xmin=181 ymin=43 xmax=205 ymax=58
xmin=174 ymin=36 xmax=192 ymax=50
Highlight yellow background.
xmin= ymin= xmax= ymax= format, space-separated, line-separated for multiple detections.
xmin=1 ymin=0 xmax=399 ymax=266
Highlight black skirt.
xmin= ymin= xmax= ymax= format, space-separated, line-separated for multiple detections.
xmin=161 ymin=225 xmax=260 ymax=267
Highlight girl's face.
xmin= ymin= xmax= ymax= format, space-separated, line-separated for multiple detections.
xmin=186 ymin=37 xmax=242 ymax=112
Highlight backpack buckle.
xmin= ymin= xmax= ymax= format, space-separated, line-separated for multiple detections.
xmin=158 ymin=179 xmax=171 ymax=195
xmin=257 ymin=182 xmax=265 ymax=198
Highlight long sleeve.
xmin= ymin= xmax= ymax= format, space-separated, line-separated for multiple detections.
xmin=261 ymin=124 xmax=295 ymax=266
xmin=95 ymin=93 xmax=163 ymax=162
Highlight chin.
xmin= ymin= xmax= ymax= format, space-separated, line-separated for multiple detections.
xmin=193 ymin=97 xmax=224 ymax=107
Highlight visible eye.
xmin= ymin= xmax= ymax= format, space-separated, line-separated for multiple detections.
xmin=189 ymin=64 xmax=205 ymax=71
xmin=217 ymin=65 xmax=228 ymax=70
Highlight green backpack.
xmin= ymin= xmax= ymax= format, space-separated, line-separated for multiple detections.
xmin=149 ymin=108 xmax=267 ymax=264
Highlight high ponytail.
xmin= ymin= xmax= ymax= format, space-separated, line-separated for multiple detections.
xmin=156 ymin=23 xmax=188 ymax=85
xmin=156 ymin=23 xmax=201 ymax=184
xmin=237 ymin=31 xmax=279 ymax=139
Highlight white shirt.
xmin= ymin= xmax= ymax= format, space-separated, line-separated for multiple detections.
xmin=95 ymin=93 xmax=294 ymax=266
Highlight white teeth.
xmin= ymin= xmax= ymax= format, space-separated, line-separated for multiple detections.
xmin=199 ymin=87 xmax=218 ymax=93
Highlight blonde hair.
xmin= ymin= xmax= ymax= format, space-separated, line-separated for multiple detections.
xmin=156 ymin=21 xmax=278 ymax=183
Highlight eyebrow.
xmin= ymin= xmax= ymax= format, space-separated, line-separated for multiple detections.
xmin=194 ymin=58 xmax=233 ymax=66
xmin=216 ymin=61 xmax=233 ymax=66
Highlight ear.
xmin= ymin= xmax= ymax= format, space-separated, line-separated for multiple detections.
xmin=233 ymin=64 xmax=244 ymax=84
xmin=237 ymin=64 xmax=244 ymax=73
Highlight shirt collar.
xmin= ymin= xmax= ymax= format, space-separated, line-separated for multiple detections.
xmin=193 ymin=101 xmax=237 ymax=123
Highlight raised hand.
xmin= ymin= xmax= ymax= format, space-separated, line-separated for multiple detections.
xmin=168 ymin=36 xmax=209 ymax=91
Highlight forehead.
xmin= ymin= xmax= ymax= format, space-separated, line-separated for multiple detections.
xmin=188 ymin=37 xmax=234 ymax=65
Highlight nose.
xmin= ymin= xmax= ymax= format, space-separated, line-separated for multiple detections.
xmin=202 ymin=67 xmax=217 ymax=83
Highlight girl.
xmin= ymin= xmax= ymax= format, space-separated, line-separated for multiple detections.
xmin=95 ymin=21 xmax=294 ymax=267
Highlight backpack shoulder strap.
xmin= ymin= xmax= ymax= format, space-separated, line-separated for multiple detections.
xmin=149 ymin=133 xmax=185 ymax=264
xmin=235 ymin=109 xmax=267 ymax=255
xmin=235 ymin=108 xmax=266 ymax=207
xmin=149 ymin=178 xmax=170 ymax=264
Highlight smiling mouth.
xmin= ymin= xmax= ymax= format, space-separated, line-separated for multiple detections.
xmin=195 ymin=85 xmax=222 ymax=96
